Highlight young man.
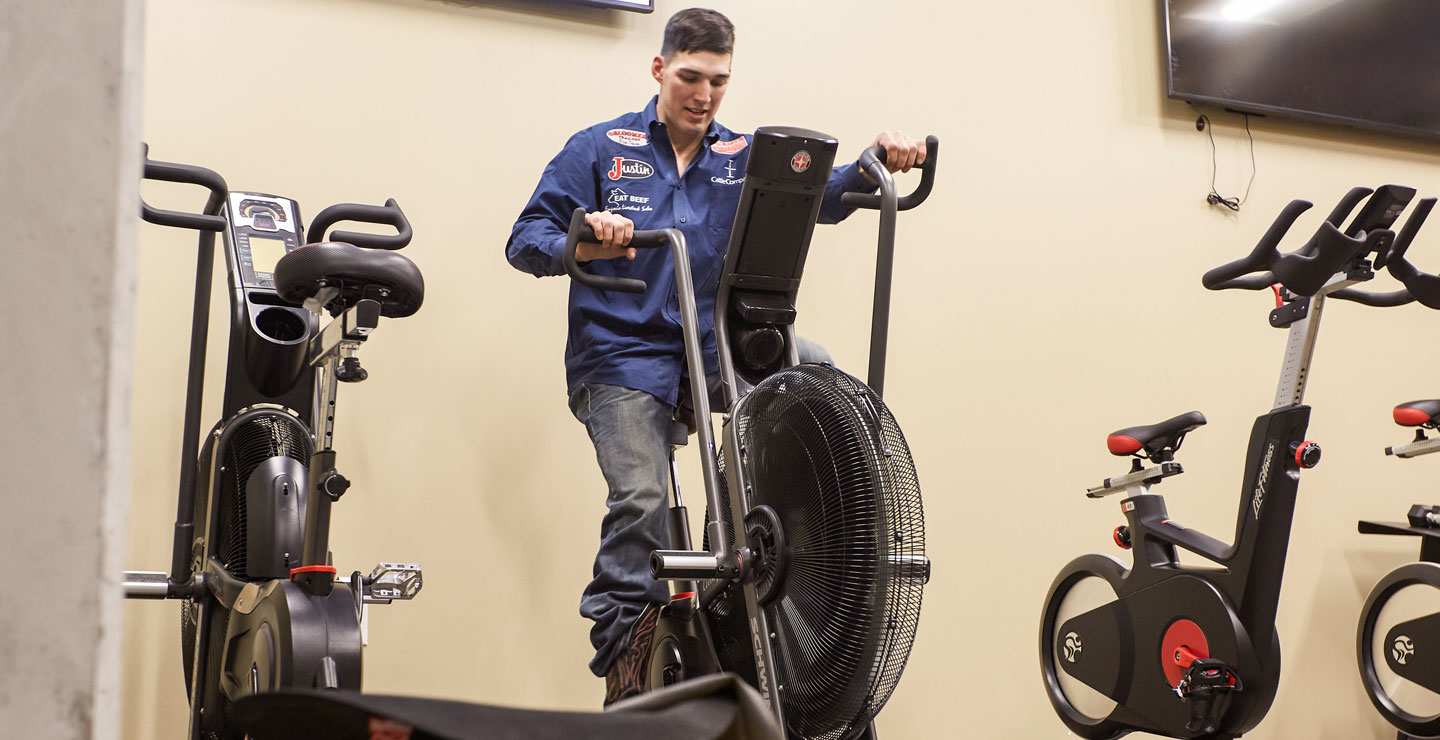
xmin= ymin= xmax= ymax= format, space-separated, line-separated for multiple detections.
xmin=505 ymin=7 xmax=923 ymax=704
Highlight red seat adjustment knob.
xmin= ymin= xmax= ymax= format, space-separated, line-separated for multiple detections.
xmin=1292 ymin=441 xmax=1321 ymax=469
xmin=1113 ymin=525 xmax=1132 ymax=550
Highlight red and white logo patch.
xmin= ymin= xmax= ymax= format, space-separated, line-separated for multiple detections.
xmin=606 ymin=128 xmax=648 ymax=147
xmin=713 ymin=137 xmax=748 ymax=155
xmin=607 ymin=157 xmax=655 ymax=181
xmin=790 ymin=150 xmax=812 ymax=173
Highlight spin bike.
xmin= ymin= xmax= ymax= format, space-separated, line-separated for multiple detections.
xmin=123 ymin=147 xmax=424 ymax=740
xmin=1039 ymin=184 xmax=1419 ymax=739
xmin=563 ymin=127 xmax=936 ymax=740
xmin=1352 ymin=196 xmax=1440 ymax=740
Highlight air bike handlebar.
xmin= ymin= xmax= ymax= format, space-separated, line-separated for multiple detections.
xmin=308 ymin=198 xmax=413 ymax=250
xmin=560 ymin=206 xmax=682 ymax=294
xmin=1202 ymin=189 xmax=1397 ymax=296
xmin=839 ymin=135 xmax=939 ymax=211
xmin=140 ymin=143 xmax=229 ymax=232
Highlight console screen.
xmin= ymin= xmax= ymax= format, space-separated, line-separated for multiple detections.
xmin=248 ymin=234 xmax=290 ymax=276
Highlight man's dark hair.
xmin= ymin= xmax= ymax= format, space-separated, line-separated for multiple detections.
xmin=660 ymin=8 xmax=734 ymax=59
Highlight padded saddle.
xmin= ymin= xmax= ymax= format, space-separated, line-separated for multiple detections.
xmin=274 ymin=241 xmax=424 ymax=318
xmin=1395 ymin=400 xmax=1440 ymax=427
xmin=1107 ymin=410 xmax=1208 ymax=458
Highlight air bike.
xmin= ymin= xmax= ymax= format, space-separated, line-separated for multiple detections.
xmin=562 ymin=127 xmax=937 ymax=740
xmin=1039 ymin=184 xmax=1423 ymax=739
xmin=1351 ymin=196 xmax=1440 ymax=740
xmin=124 ymin=147 xmax=425 ymax=740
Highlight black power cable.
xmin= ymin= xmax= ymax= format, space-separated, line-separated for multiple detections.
xmin=1199 ymin=112 xmax=1257 ymax=212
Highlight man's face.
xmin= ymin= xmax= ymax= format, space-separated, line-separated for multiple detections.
xmin=652 ymin=50 xmax=731 ymax=140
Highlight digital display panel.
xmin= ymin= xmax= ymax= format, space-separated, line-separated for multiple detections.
xmin=248 ymin=234 xmax=290 ymax=276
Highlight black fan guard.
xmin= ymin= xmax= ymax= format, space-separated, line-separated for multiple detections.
xmin=704 ymin=363 xmax=926 ymax=740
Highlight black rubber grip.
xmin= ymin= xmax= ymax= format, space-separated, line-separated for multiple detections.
xmin=840 ymin=135 xmax=939 ymax=211
xmin=140 ymin=144 xmax=229 ymax=232
xmin=561 ymin=207 xmax=670 ymax=294
xmin=1328 ymin=288 xmax=1414 ymax=307
xmin=1203 ymin=193 xmax=1380 ymax=296
xmin=1202 ymin=199 xmax=1314 ymax=290
xmin=307 ymin=198 xmax=412 ymax=250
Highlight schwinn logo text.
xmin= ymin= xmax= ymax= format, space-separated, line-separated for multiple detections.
xmin=607 ymin=157 xmax=654 ymax=180
xmin=1252 ymin=441 xmax=1276 ymax=520
xmin=751 ymin=617 xmax=770 ymax=700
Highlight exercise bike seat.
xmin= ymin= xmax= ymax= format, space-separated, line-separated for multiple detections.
xmin=231 ymin=672 xmax=780 ymax=740
xmin=1107 ymin=410 xmax=1207 ymax=457
xmin=1395 ymin=400 xmax=1440 ymax=427
xmin=274 ymin=241 xmax=425 ymax=318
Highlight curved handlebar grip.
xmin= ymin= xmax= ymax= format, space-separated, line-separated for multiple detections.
xmin=1328 ymin=287 xmax=1415 ymax=307
xmin=1202 ymin=199 xmax=1314 ymax=290
xmin=307 ymin=198 xmax=412 ymax=250
xmin=140 ymin=144 xmax=229 ymax=232
xmin=840 ymin=135 xmax=939 ymax=211
xmin=560 ymin=207 xmax=671 ymax=294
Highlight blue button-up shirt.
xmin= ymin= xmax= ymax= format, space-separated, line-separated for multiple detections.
xmin=506 ymin=97 xmax=872 ymax=406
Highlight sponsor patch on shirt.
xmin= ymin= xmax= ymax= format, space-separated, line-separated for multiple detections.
xmin=606 ymin=187 xmax=654 ymax=213
xmin=713 ymin=137 xmax=747 ymax=155
xmin=608 ymin=157 xmax=655 ymax=180
xmin=606 ymin=128 xmax=648 ymax=147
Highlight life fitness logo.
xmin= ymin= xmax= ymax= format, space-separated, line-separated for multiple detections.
xmin=1395 ymin=635 xmax=1415 ymax=665
xmin=1062 ymin=631 xmax=1083 ymax=663
xmin=790 ymin=150 xmax=812 ymax=173
xmin=608 ymin=157 xmax=655 ymax=181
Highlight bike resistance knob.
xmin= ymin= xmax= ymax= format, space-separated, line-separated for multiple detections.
xmin=1291 ymin=441 xmax=1321 ymax=469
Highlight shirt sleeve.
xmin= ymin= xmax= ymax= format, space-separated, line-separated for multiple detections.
xmin=505 ymin=131 xmax=600 ymax=277
xmin=817 ymin=161 xmax=878 ymax=225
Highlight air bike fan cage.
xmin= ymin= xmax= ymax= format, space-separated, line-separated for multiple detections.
xmin=708 ymin=364 xmax=927 ymax=740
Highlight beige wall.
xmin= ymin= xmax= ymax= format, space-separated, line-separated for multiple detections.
xmin=125 ymin=0 xmax=1440 ymax=738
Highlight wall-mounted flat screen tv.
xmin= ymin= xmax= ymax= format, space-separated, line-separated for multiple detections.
xmin=1164 ymin=0 xmax=1440 ymax=141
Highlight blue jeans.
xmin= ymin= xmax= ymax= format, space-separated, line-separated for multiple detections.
xmin=569 ymin=338 xmax=832 ymax=676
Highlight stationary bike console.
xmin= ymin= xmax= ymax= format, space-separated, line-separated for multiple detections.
xmin=1040 ymin=185 xmax=1419 ymax=740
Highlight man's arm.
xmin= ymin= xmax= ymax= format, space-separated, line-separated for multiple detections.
xmin=505 ymin=131 xmax=602 ymax=277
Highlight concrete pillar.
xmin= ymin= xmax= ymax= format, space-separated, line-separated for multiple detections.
xmin=0 ymin=2 xmax=144 ymax=738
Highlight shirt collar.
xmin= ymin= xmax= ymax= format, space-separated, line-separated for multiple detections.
xmin=643 ymin=96 xmax=722 ymax=145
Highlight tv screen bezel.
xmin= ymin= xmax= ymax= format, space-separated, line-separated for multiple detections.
xmin=571 ymin=0 xmax=654 ymax=13
xmin=1160 ymin=0 xmax=1440 ymax=143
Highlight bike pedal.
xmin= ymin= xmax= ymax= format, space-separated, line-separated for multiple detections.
xmin=362 ymin=562 xmax=422 ymax=604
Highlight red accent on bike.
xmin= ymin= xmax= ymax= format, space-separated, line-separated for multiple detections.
xmin=1107 ymin=434 xmax=1142 ymax=455
xmin=1271 ymin=283 xmax=1284 ymax=308
xmin=1295 ymin=441 xmax=1316 ymax=467
xmin=671 ymin=591 xmax=695 ymax=601
xmin=1160 ymin=619 xmax=1210 ymax=688
xmin=289 ymin=565 xmax=338 ymax=579
xmin=1396 ymin=407 xmax=1432 ymax=426
xmin=1113 ymin=526 xmax=1131 ymax=550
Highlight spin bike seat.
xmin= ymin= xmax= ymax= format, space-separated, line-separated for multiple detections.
xmin=1107 ymin=410 xmax=1207 ymax=457
xmin=1395 ymin=400 xmax=1440 ymax=427
xmin=274 ymin=241 xmax=425 ymax=318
